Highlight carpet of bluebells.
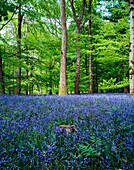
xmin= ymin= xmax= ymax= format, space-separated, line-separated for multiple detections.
xmin=0 ymin=94 xmax=134 ymax=170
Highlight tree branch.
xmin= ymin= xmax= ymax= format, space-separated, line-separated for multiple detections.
xmin=69 ymin=0 xmax=77 ymax=22
xmin=70 ymin=0 xmax=86 ymax=28
xmin=0 ymin=8 xmax=17 ymax=31
xmin=7 ymin=48 xmax=30 ymax=58
xmin=79 ymin=0 xmax=86 ymax=22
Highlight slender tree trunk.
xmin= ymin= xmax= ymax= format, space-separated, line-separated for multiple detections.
xmin=88 ymin=0 xmax=93 ymax=94
xmin=122 ymin=63 xmax=128 ymax=93
xmin=16 ymin=2 xmax=23 ymax=94
xmin=29 ymin=67 xmax=34 ymax=94
xmin=25 ymin=69 xmax=29 ymax=95
xmin=75 ymin=24 xmax=81 ymax=94
xmin=70 ymin=0 xmax=86 ymax=94
xmin=59 ymin=0 xmax=67 ymax=96
xmin=0 ymin=56 xmax=5 ymax=94
xmin=129 ymin=0 xmax=134 ymax=95
xmin=12 ymin=62 xmax=15 ymax=94
xmin=85 ymin=54 xmax=88 ymax=76
xmin=49 ymin=67 xmax=53 ymax=94
xmin=94 ymin=61 xmax=98 ymax=93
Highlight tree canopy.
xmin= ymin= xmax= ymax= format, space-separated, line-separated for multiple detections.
xmin=0 ymin=0 xmax=133 ymax=95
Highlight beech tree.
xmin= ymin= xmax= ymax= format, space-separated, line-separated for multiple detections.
xmin=69 ymin=0 xmax=86 ymax=94
xmin=88 ymin=0 xmax=93 ymax=93
xmin=16 ymin=2 xmax=23 ymax=94
xmin=129 ymin=0 xmax=134 ymax=95
xmin=59 ymin=0 xmax=68 ymax=95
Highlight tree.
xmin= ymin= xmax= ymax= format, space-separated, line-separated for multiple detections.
xmin=88 ymin=0 xmax=93 ymax=93
xmin=16 ymin=2 xmax=23 ymax=94
xmin=69 ymin=0 xmax=86 ymax=94
xmin=59 ymin=0 xmax=68 ymax=96
xmin=129 ymin=0 xmax=134 ymax=95
xmin=93 ymin=0 xmax=129 ymax=93
xmin=0 ymin=49 xmax=5 ymax=94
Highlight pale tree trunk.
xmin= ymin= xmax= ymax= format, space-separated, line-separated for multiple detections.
xmin=129 ymin=0 xmax=134 ymax=95
xmin=88 ymin=0 xmax=93 ymax=94
xmin=59 ymin=0 xmax=67 ymax=96
xmin=70 ymin=0 xmax=86 ymax=94
xmin=16 ymin=2 xmax=23 ymax=94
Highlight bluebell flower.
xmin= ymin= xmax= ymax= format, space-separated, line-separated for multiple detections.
xmin=0 ymin=94 xmax=134 ymax=169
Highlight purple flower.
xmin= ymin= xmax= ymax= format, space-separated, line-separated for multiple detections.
xmin=0 ymin=94 xmax=134 ymax=169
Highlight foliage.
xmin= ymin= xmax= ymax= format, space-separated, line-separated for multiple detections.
xmin=0 ymin=0 xmax=16 ymax=21
xmin=0 ymin=94 xmax=134 ymax=169
xmin=99 ymin=78 xmax=129 ymax=91
xmin=0 ymin=0 xmax=131 ymax=94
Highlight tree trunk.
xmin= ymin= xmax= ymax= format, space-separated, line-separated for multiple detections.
xmin=121 ymin=63 xmax=128 ymax=93
xmin=75 ymin=24 xmax=81 ymax=94
xmin=29 ymin=67 xmax=34 ymax=94
xmin=59 ymin=0 xmax=67 ymax=96
xmin=25 ymin=69 xmax=29 ymax=95
xmin=94 ymin=61 xmax=98 ymax=93
xmin=129 ymin=0 xmax=134 ymax=95
xmin=88 ymin=0 xmax=93 ymax=94
xmin=70 ymin=0 xmax=86 ymax=94
xmin=48 ymin=66 xmax=53 ymax=94
xmin=0 ymin=56 xmax=5 ymax=94
xmin=16 ymin=3 xmax=23 ymax=94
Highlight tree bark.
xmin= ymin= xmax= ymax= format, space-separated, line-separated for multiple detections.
xmin=88 ymin=0 xmax=93 ymax=94
xmin=75 ymin=25 xmax=81 ymax=94
xmin=0 ymin=55 xmax=5 ymax=94
xmin=16 ymin=2 xmax=23 ymax=94
xmin=129 ymin=0 xmax=134 ymax=95
xmin=59 ymin=0 xmax=67 ymax=96
xmin=70 ymin=0 xmax=86 ymax=94
xmin=25 ymin=69 xmax=29 ymax=95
